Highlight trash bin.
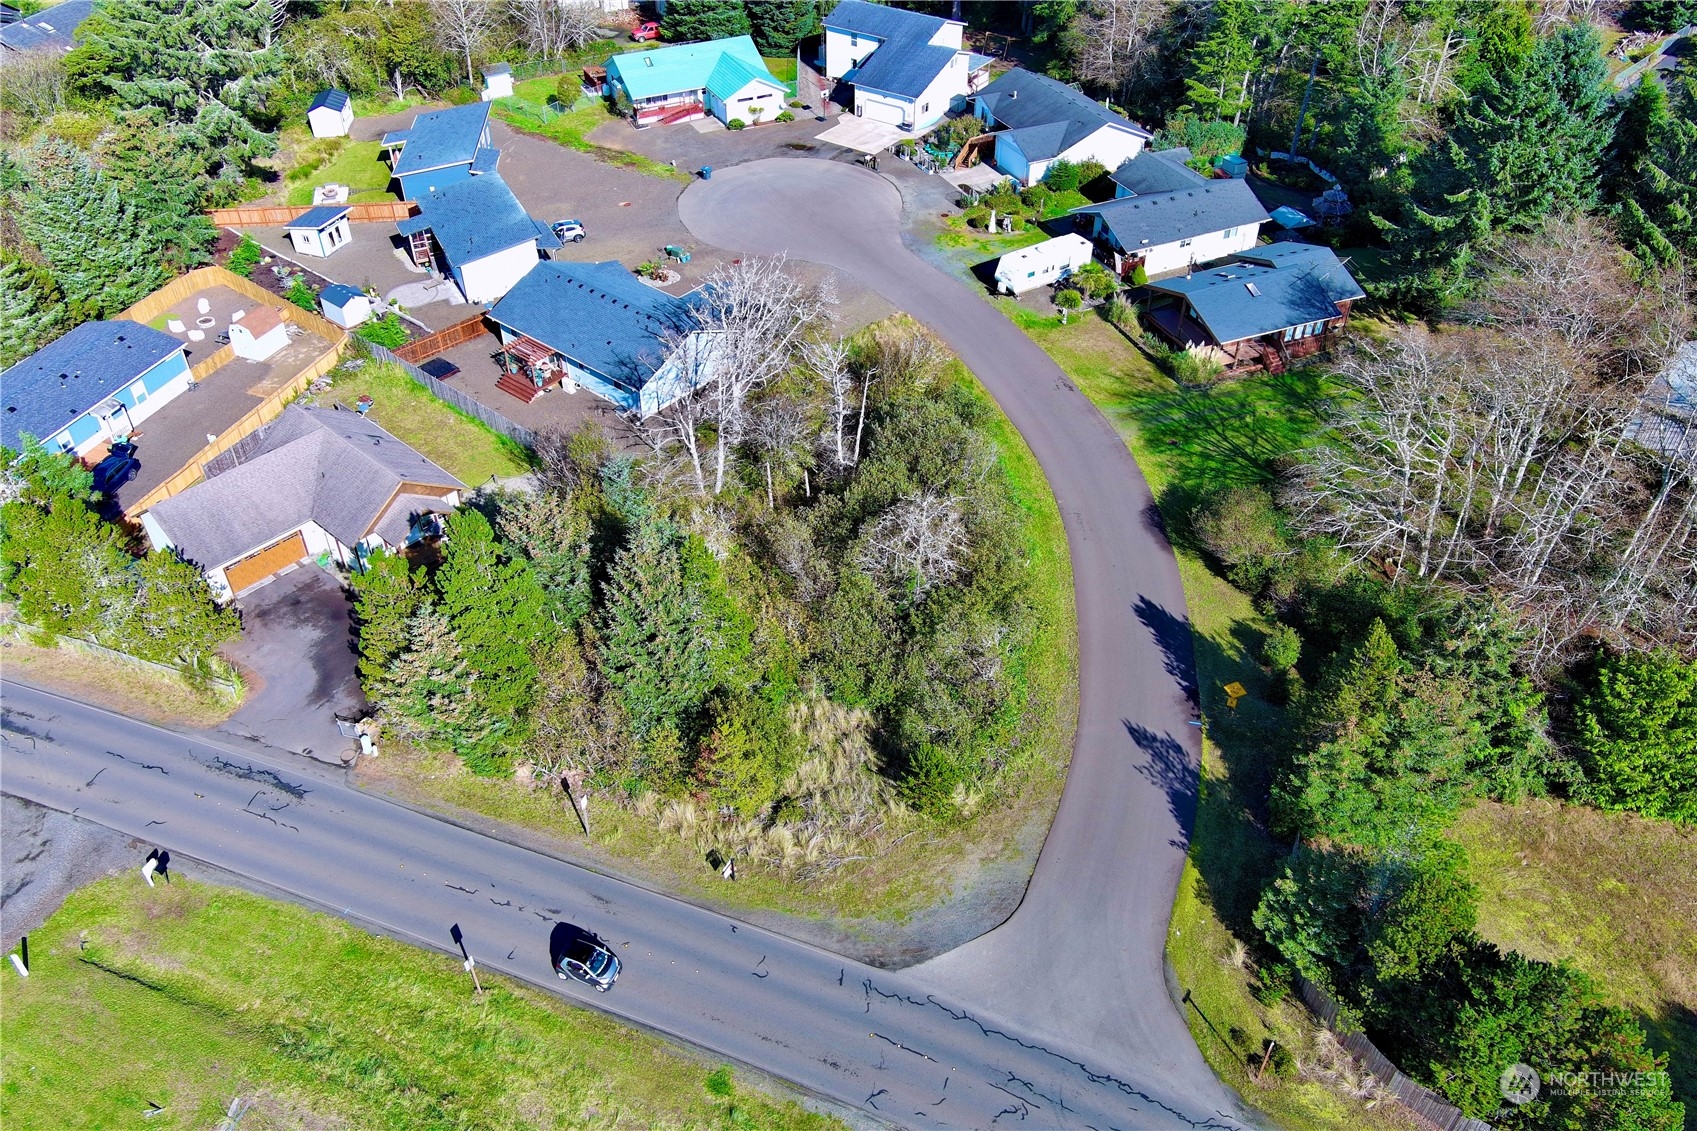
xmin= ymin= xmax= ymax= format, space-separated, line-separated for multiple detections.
xmin=701 ymin=165 xmax=713 ymax=180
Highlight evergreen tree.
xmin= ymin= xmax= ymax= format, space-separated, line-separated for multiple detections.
xmin=350 ymin=549 xmax=423 ymax=691
xmin=1181 ymin=0 xmax=1266 ymax=125
xmin=597 ymin=523 xmax=721 ymax=741
xmin=381 ymin=603 xmax=499 ymax=762
xmin=661 ymin=0 xmax=752 ymax=44
xmin=494 ymin=489 xmax=593 ymax=630
xmin=94 ymin=109 xmax=220 ymax=259
xmin=128 ymin=551 xmax=240 ymax=667
xmin=0 ymin=259 xmax=65 ymax=367
xmin=1613 ymin=73 xmax=1697 ymax=265
xmin=1573 ymin=648 xmax=1697 ymax=823
xmin=0 ymin=435 xmax=94 ymax=505
xmin=67 ymin=0 xmax=280 ymax=185
xmin=744 ymin=0 xmax=815 ymax=55
xmin=1451 ymin=0 xmax=1535 ymax=95
xmin=17 ymin=141 xmax=170 ymax=318
xmin=0 ymin=495 xmax=138 ymax=639
xmin=434 ymin=508 xmax=552 ymax=735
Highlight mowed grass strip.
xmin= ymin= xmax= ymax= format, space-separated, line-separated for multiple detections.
xmin=284 ymin=138 xmax=397 ymax=207
xmin=327 ymin=359 xmax=533 ymax=486
xmin=495 ymin=79 xmax=690 ymax=181
xmin=0 ymin=877 xmax=845 ymax=1131
xmin=1450 ymin=798 xmax=1697 ymax=1120
xmin=0 ymin=629 xmax=240 ymax=728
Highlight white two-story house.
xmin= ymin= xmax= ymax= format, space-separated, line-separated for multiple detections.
xmin=973 ymin=68 xmax=1152 ymax=186
xmin=821 ymin=0 xmax=991 ymax=132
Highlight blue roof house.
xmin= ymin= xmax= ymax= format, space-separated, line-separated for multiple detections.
xmin=0 ymin=0 xmax=92 ymax=55
xmin=396 ymin=172 xmax=560 ymax=304
xmin=1071 ymin=152 xmax=1269 ymax=279
xmin=606 ymin=36 xmax=787 ymax=128
xmin=487 ymin=261 xmax=720 ymax=418
xmin=1142 ymin=243 xmax=1365 ymax=374
xmin=974 ymin=68 xmax=1152 ymax=186
xmin=1 ymin=320 xmax=190 ymax=458
xmin=307 ymin=89 xmax=354 ymax=138
xmin=822 ymin=0 xmax=989 ymax=132
xmin=380 ymin=102 xmax=498 ymax=200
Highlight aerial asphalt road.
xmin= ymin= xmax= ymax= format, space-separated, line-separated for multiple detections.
xmin=1 ymin=682 xmax=1246 ymax=1130
xmin=682 ymin=161 xmax=1245 ymax=1119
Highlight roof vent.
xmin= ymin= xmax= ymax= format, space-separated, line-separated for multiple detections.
xmin=1008 ymin=90 xmax=1017 ymax=99
xmin=1245 ymin=282 xmax=1261 ymax=297
xmin=644 ymin=56 xmax=654 ymax=67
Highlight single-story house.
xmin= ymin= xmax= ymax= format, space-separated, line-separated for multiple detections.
xmin=487 ymin=260 xmax=719 ymax=418
xmin=0 ymin=0 xmax=91 ymax=55
xmin=481 ymin=62 xmax=514 ymax=101
xmin=319 ymin=284 xmax=372 ymax=329
xmin=605 ymin=36 xmax=787 ymax=128
xmin=284 ymin=205 xmax=352 ymax=259
xmin=1072 ymin=152 xmax=1269 ymax=278
xmin=307 ymin=89 xmax=354 ymax=138
xmin=994 ymin=233 xmax=1094 ymax=295
xmin=973 ymin=68 xmax=1151 ymax=186
xmin=1142 ymin=243 xmax=1365 ymax=374
xmin=0 ymin=320 xmax=189 ymax=457
xmin=229 ymin=306 xmax=290 ymax=362
xmin=380 ymin=102 xmax=498 ymax=200
xmin=822 ymin=0 xmax=991 ymax=132
xmin=396 ymin=172 xmax=561 ymax=304
xmin=141 ymin=405 xmax=465 ymax=599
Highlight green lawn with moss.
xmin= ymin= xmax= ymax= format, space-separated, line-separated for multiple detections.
xmin=763 ymin=56 xmax=798 ymax=85
xmin=284 ymin=138 xmax=396 ymax=207
xmin=0 ymin=877 xmax=842 ymax=1130
xmin=325 ymin=359 xmax=533 ymax=485
xmin=494 ymin=78 xmax=689 ymax=182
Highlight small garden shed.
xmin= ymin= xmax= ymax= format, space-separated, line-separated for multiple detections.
xmin=481 ymin=63 xmax=514 ymax=101
xmin=285 ymin=205 xmax=352 ymax=259
xmin=319 ymin=284 xmax=372 ymax=329
xmin=230 ymin=306 xmax=289 ymax=362
xmin=307 ymin=90 xmax=354 ymax=138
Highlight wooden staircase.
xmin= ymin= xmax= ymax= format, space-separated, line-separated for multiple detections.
xmin=653 ymin=101 xmax=704 ymax=126
xmin=496 ymin=372 xmax=543 ymax=403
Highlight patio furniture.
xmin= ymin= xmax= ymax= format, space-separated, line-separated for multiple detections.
xmin=197 ymin=297 xmax=211 ymax=314
xmin=188 ymin=329 xmax=205 ymax=341
xmin=167 ymin=319 xmax=185 ymax=333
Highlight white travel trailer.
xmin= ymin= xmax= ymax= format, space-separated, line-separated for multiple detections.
xmin=994 ymin=233 xmax=1095 ymax=295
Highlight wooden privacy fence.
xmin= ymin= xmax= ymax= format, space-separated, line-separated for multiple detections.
xmin=393 ymin=312 xmax=492 ymax=363
xmin=204 ymin=200 xmax=418 ymax=227
xmin=119 ymin=265 xmax=350 ymax=347
xmin=365 ymin=342 xmax=537 ymax=449
xmin=1298 ymin=979 xmax=1494 ymax=1131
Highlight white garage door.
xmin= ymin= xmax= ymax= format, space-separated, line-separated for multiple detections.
xmin=857 ymin=94 xmax=908 ymax=127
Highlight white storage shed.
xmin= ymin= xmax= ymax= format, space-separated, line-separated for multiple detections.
xmin=994 ymin=234 xmax=1095 ymax=295
xmin=307 ymin=90 xmax=354 ymax=138
xmin=285 ymin=205 xmax=352 ymax=259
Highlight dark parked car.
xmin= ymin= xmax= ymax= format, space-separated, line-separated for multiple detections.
xmin=556 ymin=935 xmax=621 ymax=991
xmin=91 ymin=443 xmax=140 ymax=498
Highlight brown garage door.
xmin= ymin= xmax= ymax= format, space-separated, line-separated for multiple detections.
xmin=223 ymin=532 xmax=309 ymax=594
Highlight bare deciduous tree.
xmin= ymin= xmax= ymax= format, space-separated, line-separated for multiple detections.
xmin=431 ymin=0 xmax=497 ymax=84
xmin=508 ymin=0 xmax=603 ymax=60
xmin=858 ymin=489 xmax=969 ymax=597
xmin=0 ymin=53 xmax=67 ymax=125
xmin=803 ymin=336 xmax=859 ymax=470
xmin=1072 ymin=0 xmax=1173 ymax=106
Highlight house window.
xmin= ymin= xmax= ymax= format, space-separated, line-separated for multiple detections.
xmin=1179 ymin=237 xmax=1193 ymax=248
xmin=851 ymin=33 xmax=858 ymax=46
xmin=1222 ymin=227 xmax=1236 ymax=239
xmin=922 ymin=102 xmax=929 ymax=113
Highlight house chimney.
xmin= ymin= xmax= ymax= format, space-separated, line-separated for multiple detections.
xmin=1009 ymin=90 xmax=1017 ymax=99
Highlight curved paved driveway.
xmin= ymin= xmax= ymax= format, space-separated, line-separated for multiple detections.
xmin=683 ymin=161 xmax=1237 ymax=1113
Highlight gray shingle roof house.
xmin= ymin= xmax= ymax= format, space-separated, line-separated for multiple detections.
xmin=380 ymin=102 xmax=497 ymax=199
xmin=0 ymin=0 xmax=92 ymax=54
xmin=394 ymin=172 xmax=559 ymax=304
xmin=1071 ymin=175 xmax=1270 ymax=278
xmin=1110 ymin=148 xmax=1205 ymax=196
xmin=972 ymin=68 xmax=1151 ymax=186
xmin=821 ymin=0 xmax=986 ymax=132
xmin=1 ymin=319 xmax=189 ymax=456
xmin=487 ymin=260 xmax=718 ymax=418
xmin=140 ymin=405 xmax=464 ymax=599
xmin=1143 ymin=243 xmax=1365 ymax=374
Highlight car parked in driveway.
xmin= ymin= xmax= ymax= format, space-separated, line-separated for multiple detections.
xmin=557 ymin=934 xmax=621 ymax=991
xmin=551 ymin=219 xmax=587 ymax=243
xmin=631 ymin=20 xmax=660 ymax=41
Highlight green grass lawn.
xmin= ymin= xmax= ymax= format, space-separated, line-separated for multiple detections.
xmin=495 ymin=79 xmax=689 ymax=182
xmin=0 ymin=877 xmax=843 ymax=1130
xmin=326 ymin=359 xmax=533 ymax=485
xmin=284 ymin=138 xmax=396 ymax=207
xmin=763 ymin=56 xmax=798 ymax=84
xmin=1451 ymin=799 xmax=1697 ymax=1127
